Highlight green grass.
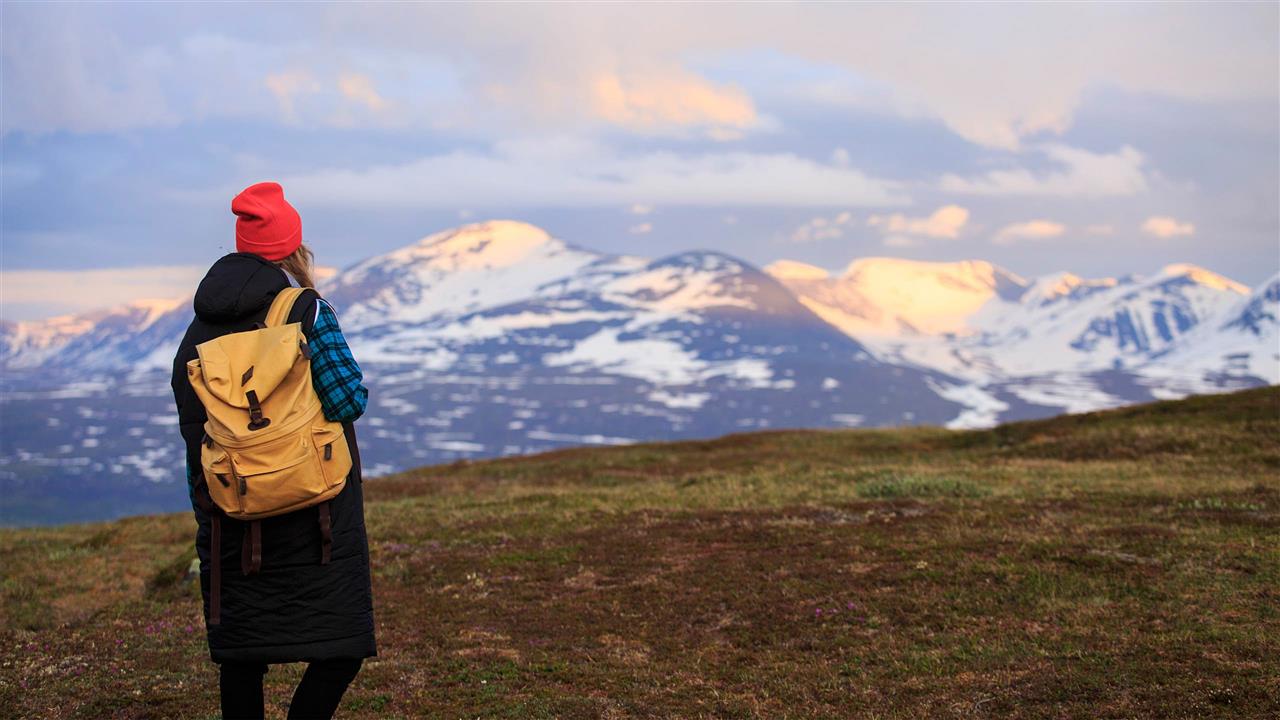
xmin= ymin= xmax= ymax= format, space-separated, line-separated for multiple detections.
xmin=853 ymin=471 xmax=989 ymax=499
xmin=2 ymin=387 xmax=1278 ymax=718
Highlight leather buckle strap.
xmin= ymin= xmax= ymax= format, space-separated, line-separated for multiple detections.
xmin=241 ymin=520 xmax=262 ymax=576
xmin=245 ymin=390 xmax=271 ymax=431
xmin=193 ymin=480 xmax=222 ymax=626
xmin=318 ymin=502 xmax=332 ymax=565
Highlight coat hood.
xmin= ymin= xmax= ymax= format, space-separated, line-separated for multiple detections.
xmin=193 ymin=252 xmax=291 ymax=323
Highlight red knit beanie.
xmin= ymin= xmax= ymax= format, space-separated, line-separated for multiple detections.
xmin=231 ymin=182 xmax=302 ymax=261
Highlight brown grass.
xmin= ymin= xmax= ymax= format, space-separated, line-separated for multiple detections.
xmin=1 ymin=387 xmax=1277 ymax=718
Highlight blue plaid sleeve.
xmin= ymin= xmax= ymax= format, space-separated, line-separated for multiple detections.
xmin=309 ymin=299 xmax=369 ymax=423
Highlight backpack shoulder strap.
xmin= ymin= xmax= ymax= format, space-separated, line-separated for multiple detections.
xmin=287 ymin=289 xmax=322 ymax=336
xmin=264 ymin=287 xmax=307 ymax=328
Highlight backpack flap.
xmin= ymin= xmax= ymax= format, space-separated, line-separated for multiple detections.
xmin=193 ymin=324 xmax=303 ymax=408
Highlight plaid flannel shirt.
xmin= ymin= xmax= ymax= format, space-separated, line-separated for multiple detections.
xmin=186 ymin=297 xmax=368 ymax=502
xmin=309 ymin=298 xmax=369 ymax=423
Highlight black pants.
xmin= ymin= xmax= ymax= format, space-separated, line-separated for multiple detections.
xmin=219 ymin=658 xmax=363 ymax=720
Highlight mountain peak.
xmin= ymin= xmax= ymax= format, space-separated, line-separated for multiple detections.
xmin=1157 ymin=263 xmax=1250 ymax=294
xmin=764 ymin=260 xmax=830 ymax=281
xmin=349 ymin=220 xmax=573 ymax=279
xmin=1021 ymin=271 xmax=1118 ymax=306
xmin=763 ymin=256 xmax=1027 ymax=338
xmin=839 ymin=257 xmax=1025 ymax=291
xmin=411 ymin=219 xmax=556 ymax=258
xmin=839 ymin=257 xmax=1027 ymax=304
xmin=649 ymin=250 xmax=750 ymax=275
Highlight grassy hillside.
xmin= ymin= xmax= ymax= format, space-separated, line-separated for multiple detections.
xmin=2 ymin=387 xmax=1277 ymax=719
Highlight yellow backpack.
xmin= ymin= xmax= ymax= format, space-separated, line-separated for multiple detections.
xmin=185 ymin=288 xmax=353 ymax=623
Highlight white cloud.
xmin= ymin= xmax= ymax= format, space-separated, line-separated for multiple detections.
xmin=1141 ymin=215 xmax=1195 ymax=238
xmin=787 ymin=211 xmax=854 ymax=243
xmin=1085 ymin=224 xmax=1115 ymax=235
xmin=831 ymin=147 xmax=851 ymax=167
xmin=0 ymin=6 xmax=183 ymax=135
xmin=281 ymin=141 xmax=909 ymax=208
xmin=333 ymin=5 xmax=1279 ymax=149
xmin=882 ymin=235 xmax=919 ymax=248
xmin=939 ymin=144 xmax=1148 ymax=197
xmin=740 ymin=5 xmax=1277 ymax=149
xmin=337 ymin=72 xmax=388 ymax=112
xmin=265 ymin=70 xmax=322 ymax=122
xmin=588 ymin=69 xmax=757 ymax=139
xmin=6 ymin=4 xmax=1275 ymax=147
xmin=993 ymin=219 xmax=1067 ymax=245
xmin=629 ymin=222 xmax=653 ymax=235
xmin=867 ymin=204 xmax=970 ymax=241
xmin=629 ymin=204 xmax=653 ymax=215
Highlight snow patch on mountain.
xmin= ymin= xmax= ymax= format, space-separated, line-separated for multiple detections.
xmin=432 ymin=309 xmax=632 ymax=343
xmin=647 ymin=389 xmax=712 ymax=409
xmin=925 ymin=378 xmax=1009 ymax=429
xmin=1003 ymin=374 xmax=1128 ymax=415
xmin=542 ymin=327 xmax=777 ymax=387
xmin=602 ymin=259 xmax=758 ymax=314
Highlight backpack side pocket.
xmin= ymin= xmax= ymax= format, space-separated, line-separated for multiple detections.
xmin=312 ymin=422 xmax=353 ymax=490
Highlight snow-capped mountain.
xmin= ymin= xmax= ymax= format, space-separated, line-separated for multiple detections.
xmin=768 ymin=257 xmax=1276 ymax=415
xmin=316 ymin=221 xmax=964 ymax=444
xmin=2 ymin=221 xmax=1275 ymax=525
xmin=1142 ymin=272 xmax=1280 ymax=392
xmin=0 ymin=297 xmax=188 ymax=370
xmin=0 ymin=221 xmax=969 ymax=525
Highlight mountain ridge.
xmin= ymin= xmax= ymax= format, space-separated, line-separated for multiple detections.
xmin=0 ymin=220 xmax=1275 ymax=526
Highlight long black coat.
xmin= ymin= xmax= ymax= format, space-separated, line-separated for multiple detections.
xmin=171 ymin=253 xmax=377 ymax=664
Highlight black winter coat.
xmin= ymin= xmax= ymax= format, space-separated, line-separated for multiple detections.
xmin=171 ymin=253 xmax=377 ymax=664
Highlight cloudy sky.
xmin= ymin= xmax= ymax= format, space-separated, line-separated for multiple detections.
xmin=2 ymin=2 xmax=1277 ymax=320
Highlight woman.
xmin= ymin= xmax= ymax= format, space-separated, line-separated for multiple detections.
xmin=170 ymin=182 xmax=376 ymax=719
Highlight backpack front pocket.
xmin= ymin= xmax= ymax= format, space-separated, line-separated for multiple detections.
xmin=228 ymin=429 xmax=327 ymax=517
xmin=201 ymin=442 xmax=243 ymax=515
xmin=312 ymin=423 xmax=353 ymax=489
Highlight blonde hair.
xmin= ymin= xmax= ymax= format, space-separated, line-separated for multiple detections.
xmin=274 ymin=243 xmax=316 ymax=288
